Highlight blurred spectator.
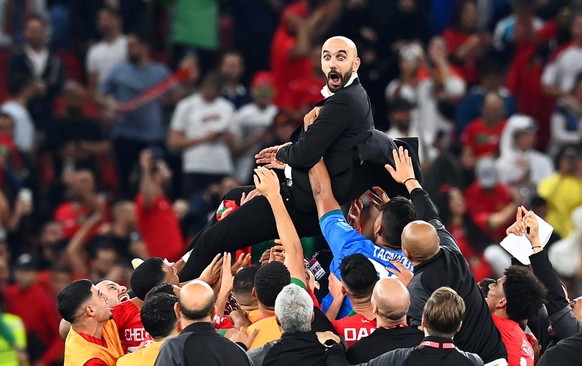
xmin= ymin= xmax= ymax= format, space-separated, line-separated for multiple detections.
xmin=1 ymin=74 xmax=36 ymax=153
xmin=171 ymin=0 xmax=218 ymax=74
xmin=135 ymin=149 xmax=184 ymax=262
xmin=286 ymin=45 xmax=327 ymax=117
xmin=86 ymin=6 xmax=127 ymax=96
xmin=36 ymin=221 xmax=65 ymax=270
xmin=220 ymin=51 xmax=252 ymax=110
xmin=54 ymin=169 xmax=103 ymax=240
xmin=493 ymin=0 xmax=544 ymax=57
xmin=230 ymin=0 xmax=279 ymax=78
xmin=385 ymin=43 xmax=425 ymax=104
xmin=385 ymin=0 xmax=431 ymax=55
xmin=461 ymin=92 xmax=506 ymax=170
xmin=548 ymin=206 xmax=582 ymax=281
xmin=549 ymin=72 xmax=582 ymax=156
xmin=168 ymin=72 xmax=235 ymax=199
xmin=542 ymin=12 xmax=582 ymax=98
xmin=464 ymin=157 xmax=517 ymax=243
xmin=0 ymin=291 xmax=27 ymax=366
xmin=87 ymin=201 xmax=146 ymax=264
xmin=7 ymin=15 xmax=65 ymax=132
xmin=496 ymin=115 xmax=554 ymax=200
xmin=270 ymin=0 xmax=340 ymax=109
xmin=435 ymin=185 xmax=492 ymax=282
xmin=4 ymin=254 xmax=63 ymax=365
xmin=98 ymin=32 xmax=171 ymax=198
xmin=415 ymin=36 xmax=466 ymax=157
xmin=46 ymin=81 xmax=109 ymax=179
xmin=456 ymin=55 xmax=517 ymax=138
xmin=230 ymin=71 xmax=278 ymax=184
xmin=443 ymin=0 xmax=491 ymax=85
xmin=537 ymin=145 xmax=582 ymax=238
xmin=385 ymin=97 xmax=435 ymax=164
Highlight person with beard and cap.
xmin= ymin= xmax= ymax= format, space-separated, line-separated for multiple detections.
xmin=57 ymin=279 xmax=123 ymax=366
xmin=179 ymin=35 xmax=422 ymax=281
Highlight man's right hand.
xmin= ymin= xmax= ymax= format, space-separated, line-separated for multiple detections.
xmin=255 ymin=144 xmax=289 ymax=169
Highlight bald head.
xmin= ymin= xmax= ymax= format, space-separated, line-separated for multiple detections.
xmin=323 ymin=36 xmax=358 ymax=57
xmin=372 ymin=278 xmax=410 ymax=324
xmin=178 ymin=280 xmax=215 ymax=321
xmin=402 ymin=221 xmax=440 ymax=263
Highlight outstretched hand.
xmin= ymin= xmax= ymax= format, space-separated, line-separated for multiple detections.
xmin=384 ymin=146 xmax=416 ymax=184
xmin=255 ymin=144 xmax=289 ymax=170
xmin=253 ymin=167 xmax=281 ymax=199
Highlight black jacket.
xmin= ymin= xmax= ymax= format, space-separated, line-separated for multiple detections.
xmin=406 ymin=188 xmax=507 ymax=364
xmin=347 ymin=326 xmax=424 ymax=364
xmin=249 ymin=331 xmax=331 ymax=366
xmin=538 ymin=332 xmax=582 ymax=366
xmin=326 ymin=336 xmax=483 ymax=366
xmin=276 ymin=79 xmax=421 ymax=212
xmin=154 ymin=322 xmax=252 ymax=366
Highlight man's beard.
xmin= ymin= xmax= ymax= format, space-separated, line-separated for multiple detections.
xmin=326 ymin=69 xmax=353 ymax=93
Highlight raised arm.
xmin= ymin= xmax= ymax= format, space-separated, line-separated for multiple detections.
xmin=508 ymin=207 xmax=582 ymax=340
xmin=254 ymin=167 xmax=307 ymax=285
xmin=307 ymin=159 xmax=341 ymax=219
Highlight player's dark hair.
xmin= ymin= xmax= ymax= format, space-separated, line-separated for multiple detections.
xmin=254 ymin=262 xmax=290 ymax=307
xmin=57 ymin=279 xmax=93 ymax=323
xmin=141 ymin=293 xmax=178 ymax=339
xmin=131 ymin=258 xmax=166 ymax=300
xmin=340 ymin=254 xmax=378 ymax=298
xmin=381 ymin=197 xmax=416 ymax=248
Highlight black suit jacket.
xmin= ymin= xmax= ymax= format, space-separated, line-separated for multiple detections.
xmin=276 ymin=78 xmax=420 ymax=211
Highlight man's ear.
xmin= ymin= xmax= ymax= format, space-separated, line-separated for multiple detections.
xmin=174 ymin=302 xmax=181 ymax=319
xmin=372 ymin=303 xmax=379 ymax=316
xmin=311 ymin=311 xmax=315 ymax=323
xmin=86 ymin=304 xmax=95 ymax=317
xmin=374 ymin=224 xmax=383 ymax=240
xmin=341 ymin=284 xmax=347 ymax=295
xmin=497 ymin=297 xmax=507 ymax=310
xmin=403 ymin=248 xmax=411 ymax=260
xmin=353 ymin=57 xmax=361 ymax=72
xmin=456 ymin=321 xmax=463 ymax=333
xmin=252 ymin=287 xmax=257 ymax=299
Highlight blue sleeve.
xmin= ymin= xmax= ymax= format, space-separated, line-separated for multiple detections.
xmin=320 ymin=210 xmax=367 ymax=257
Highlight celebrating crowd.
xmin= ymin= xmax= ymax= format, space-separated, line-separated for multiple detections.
xmin=2 ymin=0 xmax=582 ymax=365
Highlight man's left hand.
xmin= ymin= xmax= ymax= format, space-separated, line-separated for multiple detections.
xmin=255 ymin=144 xmax=289 ymax=169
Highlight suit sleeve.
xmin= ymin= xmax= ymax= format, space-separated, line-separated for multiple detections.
xmin=530 ymin=250 xmax=582 ymax=340
xmin=410 ymin=188 xmax=460 ymax=253
xmin=276 ymin=99 xmax=351 ymax=171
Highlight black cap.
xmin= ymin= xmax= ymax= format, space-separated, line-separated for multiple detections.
xmin=14 ymin=254 xmax=39 ymax=271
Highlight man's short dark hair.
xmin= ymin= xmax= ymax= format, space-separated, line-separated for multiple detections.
xmin=423 ymin=287 xmax=465 ymax=338
xmin=131 ymin=258 xmax=166 ymax=300
xmin=57 ymin=279 xmax=93 ymax=323
xmin=233 ymin=264 xmax=259 ymax=296
xmin=141 ymin=293 xmax=178 ymax=339
xmin=145 ymin=283 xmax=176 ymax=301
xmin=503 ymin=265 xmax=547 ymax=322
xmin=127 ymin=31 xmax=152 ymax=48
xmin=341 ymin=254 xmax=378 ymax=298
xmin=178 ymin=293 xmax=215 ymax=321
xmin=388 ymin=98 xmax=413 ymax=114
xmin=254 ymin=262 xmax=290 ymax=307
xmin=381 ymin=197 xmax=416 ymax=248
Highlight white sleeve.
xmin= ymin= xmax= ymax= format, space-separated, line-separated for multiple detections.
xmin=443 ymin=75 xmax=466 ymax=97
xmin=169 ymin=100 xmax=188 ymax=132
xmin=86 ymin=47 xmax=97 ymax=73
xmin=541 ymin=61 xmax=559 ymax=87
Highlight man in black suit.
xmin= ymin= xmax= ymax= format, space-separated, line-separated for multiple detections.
xmin=179 ymin=36 xmax=421 ymax=281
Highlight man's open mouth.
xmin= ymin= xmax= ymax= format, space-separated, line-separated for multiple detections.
xmin=328 ymin=71 xmax=342 ymax=86
xmin=119 ymin=294 xmax=130 ymax=302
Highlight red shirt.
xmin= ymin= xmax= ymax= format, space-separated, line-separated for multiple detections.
xmin=449 ymin=224 xmax=492 ymax=282
xmin=54 ymin=201 xmax=100 ymax=239
xmin=492 ymin=315 xmax=534 ymax=366
xmin=461 ymin=118 xmax=507 ymax=158
xmin=287 ymin=75 xmax=325 ymax=112
xmin=332 ymin=313 xmax=376 ymax=348
xmin=270 ymin=2 xmax=313 ymax=109
xmin=464 ymin=182 xmax=513 ymax=242
xmin=135 ymin=194 xmax=184 ymax=262
xmin=111 ymin=300 xmax=149 ymax=353
xmin=3 ymin=283 xmax=64 ymax=364
xmin=442 ymin=28 xmax=480 ymax=85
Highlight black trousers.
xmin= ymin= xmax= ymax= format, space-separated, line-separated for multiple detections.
xmin=179 ymin=184 xmax=322 ymax=281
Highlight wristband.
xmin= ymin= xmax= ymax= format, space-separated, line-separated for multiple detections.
xmin=403 ymin=177 xmax=416 ymax=185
